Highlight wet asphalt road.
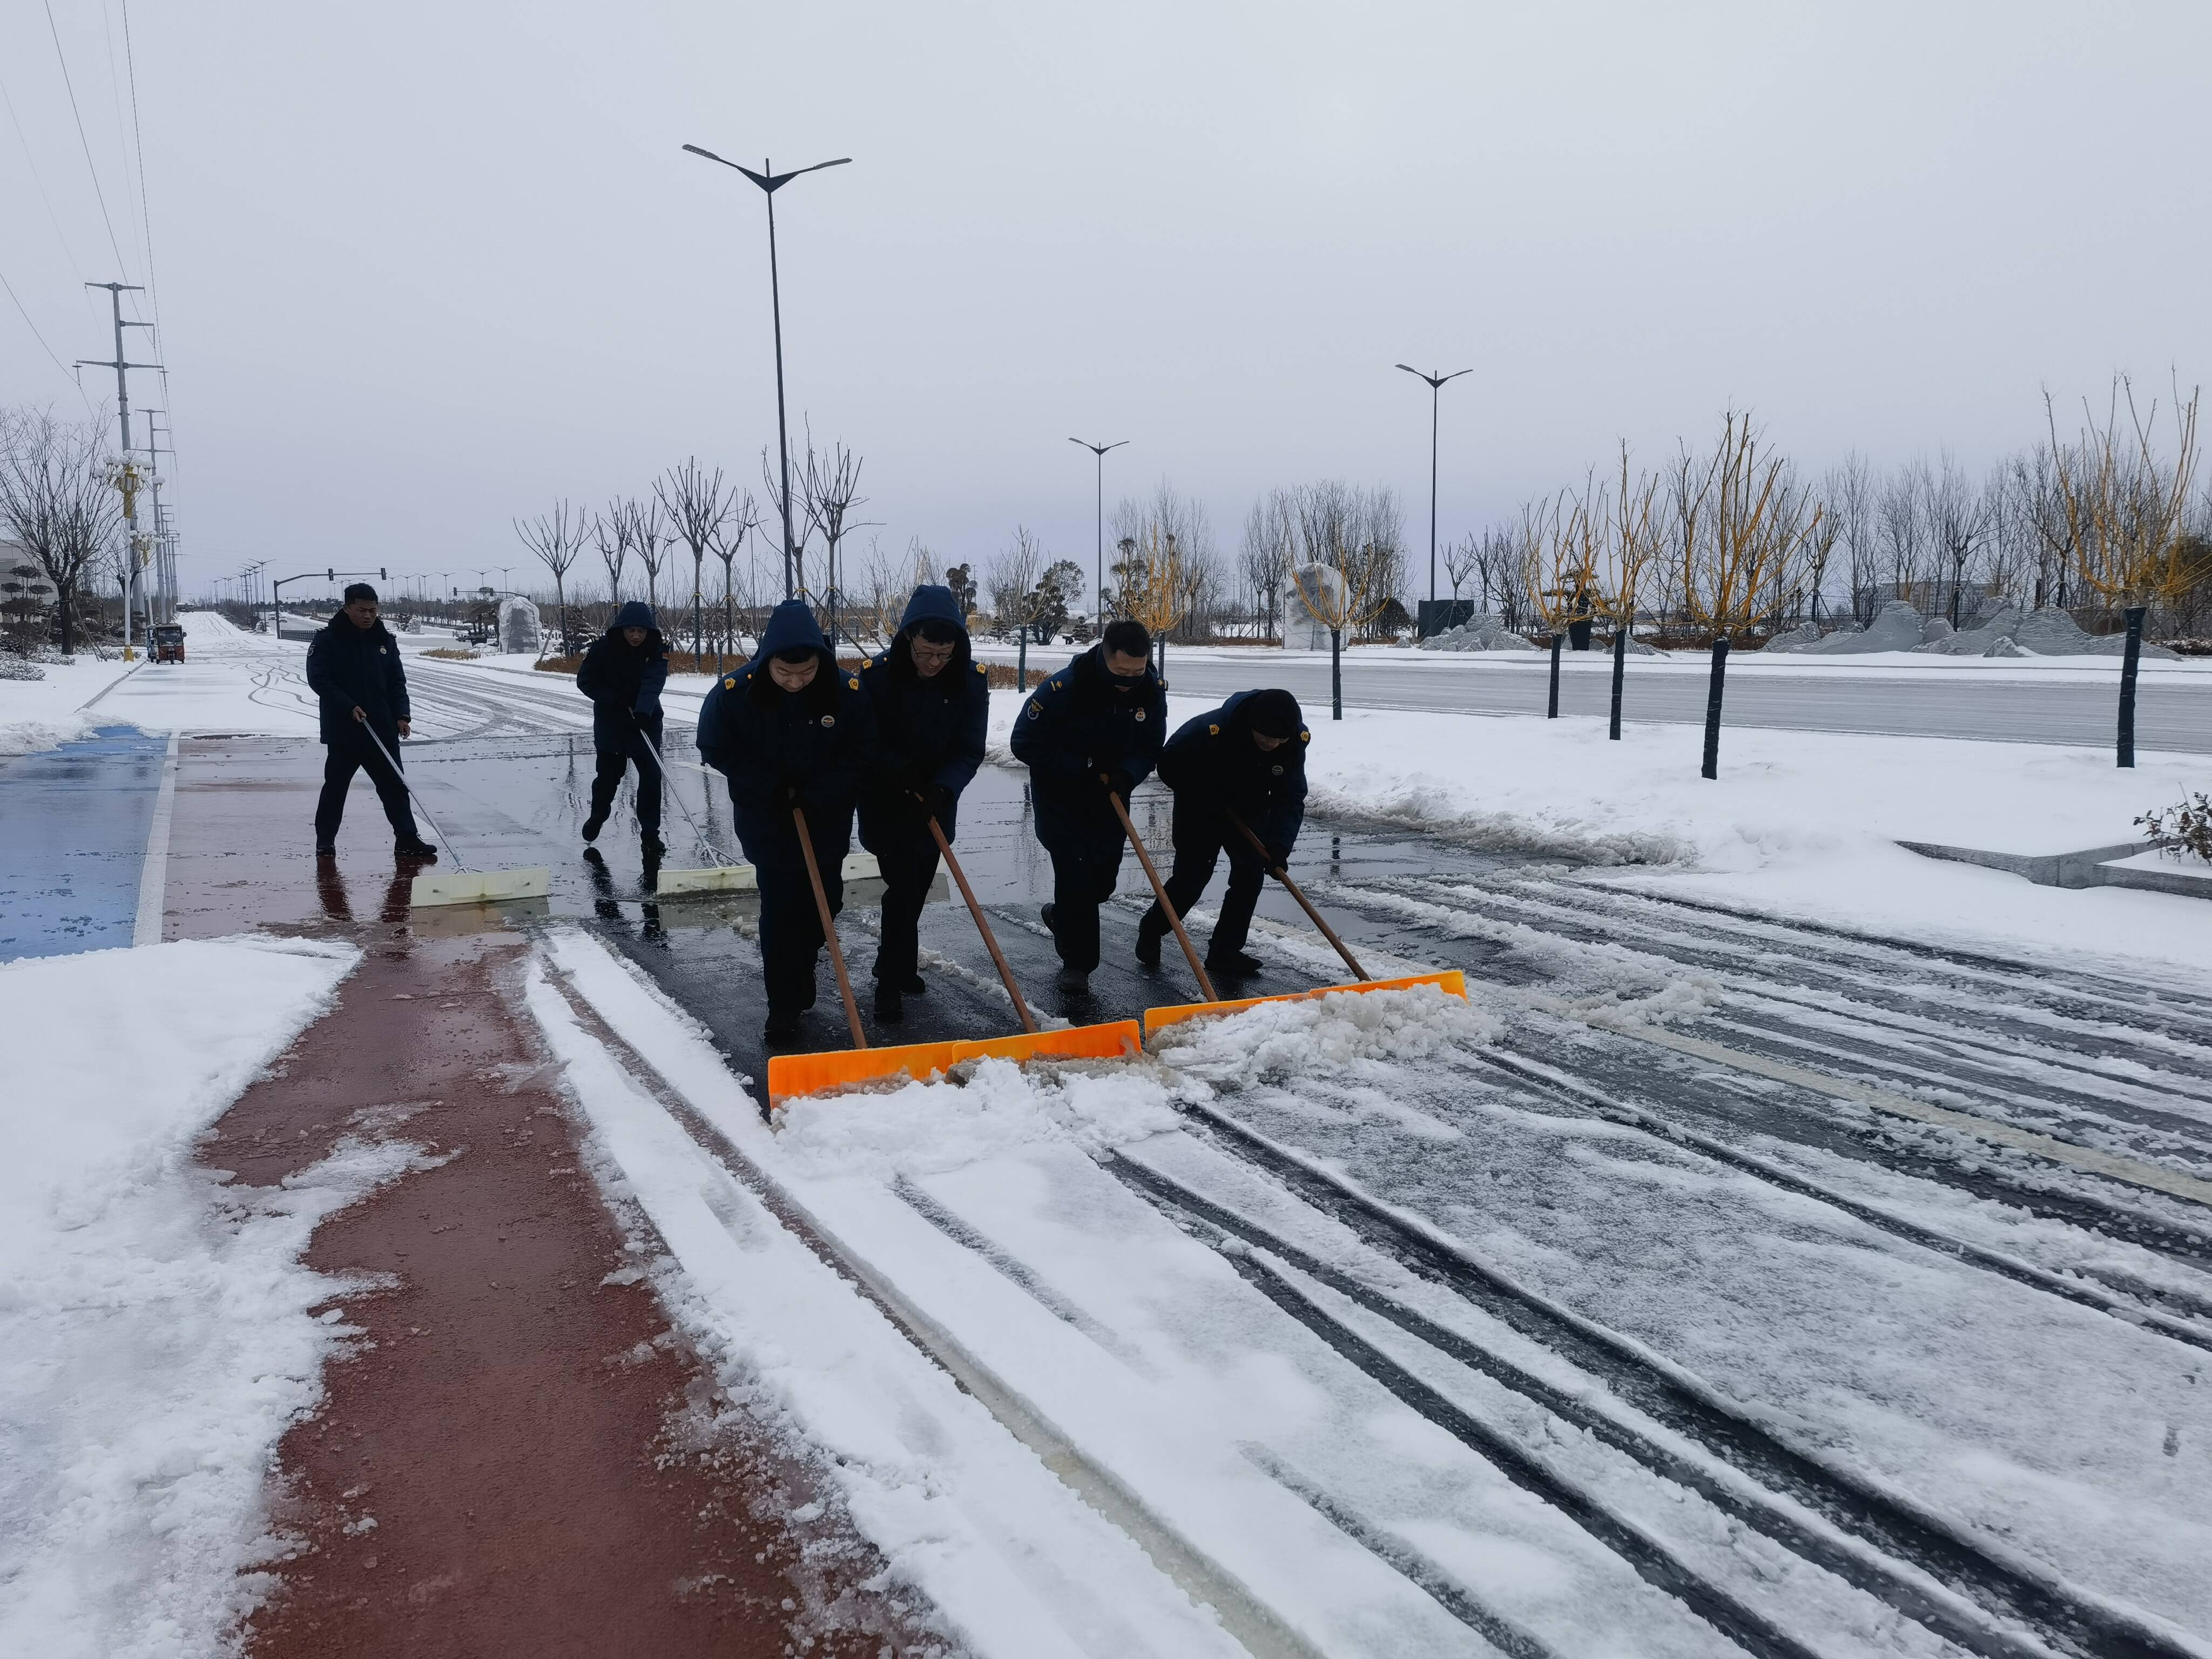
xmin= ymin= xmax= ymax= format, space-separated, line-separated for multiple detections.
xmin=995 ymin=646 xmax=2212 ymax=754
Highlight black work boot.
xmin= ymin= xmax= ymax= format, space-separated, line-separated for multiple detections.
xmin=1134 ymin=922 xmax=1164 ymax=969
xmin=1206 ymin=948 xmax=1265 ymax=977
xmin=581 ymin=810 xmax=606 ymax=842
xmin=314 ymin=839 xmax=336 ymax=858
xmin=874 ymin=982 xmax=905 ymax=1024
xmin=764 ymin=1009 xmax=804 ymax=1047
xmin=1040 ymin=902 xmax=1057 ymax=940
xmin=901 ymin=972 xmax=926 ymax=995
xmin=395 ymin=838 xmax=439 ymax=862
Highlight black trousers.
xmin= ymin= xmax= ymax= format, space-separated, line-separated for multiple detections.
xmin=872 ymin=831 xmax=941 ymax=986
xmin=1043 ymin=835 xmax=1125 ymax=974
xmin=314 ymin=729 xmax=420 ymax=845
xmin=759 ymin=864 xmax=845 ymax=1016
xmin=589 ymin=734 xmax=662 ymax=834
xmin=1140 ymin=801 xmax=1266 ymax=960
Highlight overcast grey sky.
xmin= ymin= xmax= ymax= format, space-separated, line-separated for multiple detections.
xmin=3 ymin=1 xmax=2207 ymax=604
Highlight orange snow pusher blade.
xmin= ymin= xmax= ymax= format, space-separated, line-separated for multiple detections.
xmin=1141 ymin=970 xmax=1468 ymax=1041
xmin=767 ymin=1020 xmax=1143 ymax=1109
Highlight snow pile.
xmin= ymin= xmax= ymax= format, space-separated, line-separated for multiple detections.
xmin=1768 ymin=599 xmax=1932 ymax=654
xmin=0 ymin=936 xmax=386 ymax=1659
xmin=773 ymin=1055 xmax=1183 ymax=1183
xmin=1150 ymin=981 xmax=1499 ymax=1083
xmin=1416 ymin=613 xmax=1538 ymax=652
xmin=1770 ymin=600 xmax=2181 ymax=660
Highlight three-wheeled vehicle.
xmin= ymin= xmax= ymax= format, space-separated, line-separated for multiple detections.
xmin=151 ymin=623 xmax=186 ymax=663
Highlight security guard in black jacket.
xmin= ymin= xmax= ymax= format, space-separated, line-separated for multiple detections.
xmin=575 ymin=600 xmax=670 ymax=849
xmin=1138 ymin=688 xmax=1308 ymax=975
xmin=1008 ymin=618 xmax=1166 ymax=988
xmin=304 ymin=583 xmax=437 ymax=860
xmin=858 ymin=585 xmax=989 ymax=1024
xmin=696 ymin=599 xmax=877 ymax=1044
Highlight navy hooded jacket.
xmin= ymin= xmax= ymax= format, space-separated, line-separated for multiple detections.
xmin=695 ymin=599 xmax=875 ymax=871
xmin=857 ymin=585 xmax=989 ymax=847
xmin=1008 ymin=644 xmax=1166 ymax=853
xmin=305 ymin=609 xmax=410 ymax=745
xmin=575 ymin=600 xmax=670 ymax=748
xmin=1156 ymin=689 xmax=1310 ymax=854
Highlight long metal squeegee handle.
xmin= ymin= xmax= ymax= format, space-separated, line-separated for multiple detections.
xmin=1109 ymin=786 xmax=1217 ymax=1003
xmin=927 ymin=814 xmax=1039 ymax=1034
xmin=630 ymin=716 xmax=725 ymax=865
xmin=792 ymin=802 xmax=867 ymax=1050
xmin=1225 ymin=809 xmax=1367 ymax=981
xmin=360 ymin=721 xmax=466 ymax=872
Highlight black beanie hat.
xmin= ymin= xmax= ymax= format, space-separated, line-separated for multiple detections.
xmin=1243 ymin=688 xmax=1301 ymax=738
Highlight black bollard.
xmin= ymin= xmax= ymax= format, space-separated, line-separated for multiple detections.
xmin=1547 ymin=632 xmax=1563 ymax=718
xmin=1701 ymin=636 xmax=1730 ymax=779
xmin=1608 ymin=624 xmax=1627 ymax=740
xmin=2118 ymin=605 xmax=2146 ymax=768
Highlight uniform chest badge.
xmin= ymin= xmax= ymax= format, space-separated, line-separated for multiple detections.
xmin=1135 ymin=710 xmax=1145 ymax=721
xmin=1272 ymin=765 xmax=1283 ymax=774
xmin=821 ymin=714 xmax=836 ymax=727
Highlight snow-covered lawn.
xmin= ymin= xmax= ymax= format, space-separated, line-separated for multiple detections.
xmin=0 ymin=936 xmax=406 ymax=1659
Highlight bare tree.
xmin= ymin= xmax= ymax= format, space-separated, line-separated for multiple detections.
xmin=1820 ymin=453 xmax=1877 ymax=625
xmin=989 ymin=524 xmax=1047 ymax=687
xmin=514 ymin=497 xmax=588 ymax=657
xmin=1924 ymin=451 xmax=1987 ymax=627
xmin=656 ymin=458 xmax=731 ymax=663
xmin=1239 ymin=490 xmax=1296 ymax=640
xmin=709 ymin=489 xmax=761 ymax=669
xmin=622 ymin=496 xmax=670 ymax=610
xmin=2045 ymin=375 xmax=2202 ymax=615
xmin=593 ymin=506 xmax=626 ymax=611
xmin=1876 ymin=462 xmax=1932 ymax=612
xmin=1673 ymin=412 xmax=1824 ymax=643
xmin=1289 ymin=480 xmax=1399 ymax=716
xmin=1111 ymin=481 xmax=1218 ymax=638
xmin=1441 ymin=533 xmax=1482 ymax=607
xmin=799 ymin=431 xmax=868 ymax=647
xmin=0 ymin=407 xmax=119 ymax=655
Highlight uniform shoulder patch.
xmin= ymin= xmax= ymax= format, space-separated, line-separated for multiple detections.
xmin=1299 ymin=729 xmax=1310 ymax=741
xmin=1050 ymin=679 xmax=1062 ymax=690
xmin=1208 ymin=723 xmax=1219 ymax=735
xmin=1026 ymin=703 xmax=1042 ymax=719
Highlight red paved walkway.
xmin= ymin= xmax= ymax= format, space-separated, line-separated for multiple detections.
xmin=172 ymin=736 xmax=940 ymax=1657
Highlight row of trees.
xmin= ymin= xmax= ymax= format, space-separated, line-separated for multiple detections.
xmin=0 ymin=407 xmax=126 ymax=656
xmin=1448 ymin=382 xmax=2209 ymax=645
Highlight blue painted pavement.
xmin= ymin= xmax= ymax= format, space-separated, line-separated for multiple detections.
xmin=0 ymin=726 xmax=169 ymax=962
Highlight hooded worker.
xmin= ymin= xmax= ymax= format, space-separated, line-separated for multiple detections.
xmin=857 ymin=585 xmax=990 ymax=1023
xmin=304 ymin=582 xmax=438 ymax=861
xmin=1139 ymin=687 xmax=1308 ymax=976
xmin=1007 ymin=617 xmax=1166 ymax=990
xmin=575 ymin=600 xmax=670 ymax=852
xmin=696 ymin=598 xmax=877 ymax=1044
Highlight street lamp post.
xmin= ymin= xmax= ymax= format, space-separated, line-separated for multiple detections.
xmin=684 ymin=144 xmax=851 ymax=601
xmin=1069 ymin=438 xmax=1128 ymax=626
xmin=1395 ymin=363 xmax=1472 ymax=613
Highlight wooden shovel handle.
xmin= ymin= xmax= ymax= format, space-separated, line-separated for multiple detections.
xmin=792 ymin=804 xmax=866 ymax=1050
xmin=1108 ymin=785 xmax=1217 ymax=1002
xmin=926 ymin=814 xmax=1040 ymax=1034
xmin=1225 ymin=810 xmax=1367 ymax=981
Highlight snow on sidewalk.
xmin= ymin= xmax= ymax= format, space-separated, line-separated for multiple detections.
xmin=0 ymin=936 xmax=422 ymax=1659
xmin=532 ymin=929 xmax=1930 ymax=1659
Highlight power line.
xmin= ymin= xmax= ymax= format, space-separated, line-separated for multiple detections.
xmin=0 ymin=66 xmax=94 ymax=299
xmin=0 ymin=262 xmax=86 ymax=393
xmin=118 ymin=1 xmax=170 ymax=427
xmin=41 ymin=0 xmax=133 ymax=281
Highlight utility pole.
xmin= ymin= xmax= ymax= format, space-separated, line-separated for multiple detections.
xmin=79 ymin=282 xmax=160 ymax=655
xmin=683 ymin=144 xmax=851 ymax=599
xmin=1395 ymin=363 xmax=1471 ymax=617
xmin=140 ymin=409 xmax=176 ymax=625
xmin=1069 ymin=438 xmax=1128 ymax=625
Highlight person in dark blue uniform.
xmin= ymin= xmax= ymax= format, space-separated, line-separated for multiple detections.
xmin=1138 ymin=688 xmax=1308 ymax=976
xmin=696 ymin=599 xmax=876 ymax=1044
xmin=1008 ymin=618 xmax=1165 ymax=989
xmin=575 ymin=600 xmax=670 ymax=851
xmin=857 ymin=585 xmax=989 ymax=1024
xmin=305 ymin=583 xmax=437 ymax=861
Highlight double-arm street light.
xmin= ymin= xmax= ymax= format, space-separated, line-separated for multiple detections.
xmin=1395 ymin=363 xmax=1472 ymax=607
xmin=1069 ymin=437 xmax=1128 ymax=623
xmin=683 ymin=144 xmax=852 ymax=601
